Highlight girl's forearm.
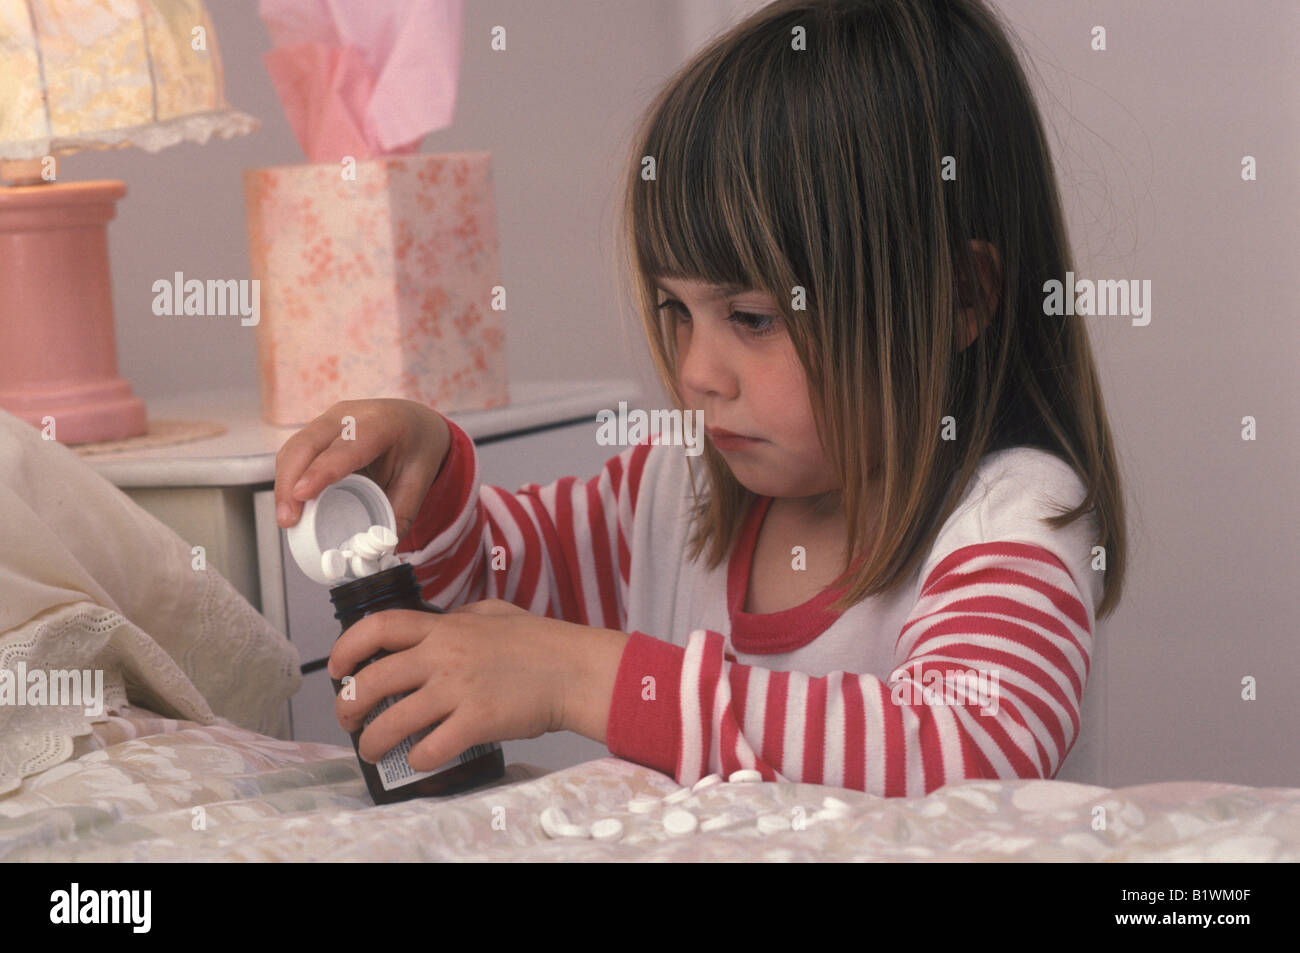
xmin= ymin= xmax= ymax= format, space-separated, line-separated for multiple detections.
xmin=558 ymin=626 xmax=630 ymax=744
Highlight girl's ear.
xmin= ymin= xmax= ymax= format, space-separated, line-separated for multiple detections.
xmin=957 ymin=239 xmax=1003 ymax=350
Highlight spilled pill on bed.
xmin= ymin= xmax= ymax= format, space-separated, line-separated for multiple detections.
xmin=757 ymin=813 xmax=791 ymax=834
xmin=627 ymin=795 xmax=659 ymax=814
xmin=663 ymin=808 xmax=698 ymax=835
xmin=591 ymin=818 xmax=624 ymax=841
xmin=699 ymin=812 xmax=734 ymax=832
xmin=692 ymin=773 xmax=723 ymax=792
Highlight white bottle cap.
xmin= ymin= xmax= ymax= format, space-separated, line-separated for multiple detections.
xmin=285 ymin=474 xmax=398 ymax=585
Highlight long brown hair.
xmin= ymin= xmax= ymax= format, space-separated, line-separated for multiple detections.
xmin=615 ymin=0 xmax=1127 ymax=618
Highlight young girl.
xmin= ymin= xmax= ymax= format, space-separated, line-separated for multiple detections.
xmin=275 ymin=0 xmax=1126 ymax=798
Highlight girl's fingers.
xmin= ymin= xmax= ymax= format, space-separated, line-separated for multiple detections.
xmin=291 ymin=442 xmax=376 ymax=503
xmin=335 ymin=650 xmax=430 ymax=734
xmin=274 ymin=422 xmax=343 ymax=526
xmin=384 ymin=464 xmax=439 ymax=542
xmin=404 ymin=705 xmax=482 ymax=774
xmin=449 ymin=599 xmax=529 ymax=616
xmin=330 ymin=609 xmax=432 ymax=680
xmin=356 ymin=686 xmax=458 ymax=766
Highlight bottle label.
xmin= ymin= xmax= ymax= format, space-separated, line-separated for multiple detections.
xmin=363 ymin=692 xmax=500 ymax=791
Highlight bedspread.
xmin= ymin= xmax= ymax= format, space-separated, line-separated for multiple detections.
xmin=2 ymin=704 xmax=1297 ymax=862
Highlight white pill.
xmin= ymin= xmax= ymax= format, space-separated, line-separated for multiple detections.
xmin=699 ymin=813 xmax=734 ymax=832
xmin=349 ymin=554 xmax=381 ymax=578
xmin=369 ymin=525 xmax=399 ymax=548
xmin=810 ymin=808 xmax=848 ymax=824
xmin=379 ymin=553 xmax=401 ymax=570
xmin=539 ymin=805 xmax=573 ymax=839
xmin=663 ymin=787 xmax=693 ymax=805
xmin=757 ymin=813 xmax=791 ymax=834
xmin=728 ymin=769 xmax=763 ymax=784
xmin=349 ymin=532 xmax=384 ymax=559
xmin=662 ymin=808 xmax=698 ymax=835
xmin=627 ymin=796 xmax=659 ymax=814
xmin=321 ymin=549 xmax=348 ymax=582
xmin=538 ymin=807 xmax=561 ymax=838
xmin=591 ymin=818 xmax=624 ymax=842
xmin=822 ymin=796 xmax=852 ymax=815
xmin=692 ymin=773 xmax=723 ymax=793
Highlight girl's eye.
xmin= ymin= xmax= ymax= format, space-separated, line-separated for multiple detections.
xmin=655 ymin=299 xmax=779 ymax=338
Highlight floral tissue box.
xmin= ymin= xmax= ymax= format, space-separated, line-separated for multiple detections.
xmin=243 ymin=152 xmax=509 ymax=426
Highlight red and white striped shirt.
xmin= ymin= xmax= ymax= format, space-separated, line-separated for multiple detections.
xmin=400 ymin=415 xmax=1104 ymax=797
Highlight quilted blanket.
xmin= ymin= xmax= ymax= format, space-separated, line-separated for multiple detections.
xmin=2 ymin=704 xmax=1297 ymax=862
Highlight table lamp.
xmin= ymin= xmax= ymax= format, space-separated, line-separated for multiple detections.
xmin=0 ymin=0 xmax=256 ymax=444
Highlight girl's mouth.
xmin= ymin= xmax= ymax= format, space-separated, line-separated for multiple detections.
xmin=707 ymin=428 xmax=761 ymax=450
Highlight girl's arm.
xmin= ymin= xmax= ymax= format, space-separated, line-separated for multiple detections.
xmin=398 ymin=413 xmax=650 ymax=630
xmin=587 ymin=540 xmax=1094 ymax=797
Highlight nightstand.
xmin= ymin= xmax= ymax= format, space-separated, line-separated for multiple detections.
xmin=86 ymin=378 xmax=643 ymax=773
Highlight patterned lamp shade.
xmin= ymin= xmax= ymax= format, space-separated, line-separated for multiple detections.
xmin=0 ymin=0 xmax=256 ymax=161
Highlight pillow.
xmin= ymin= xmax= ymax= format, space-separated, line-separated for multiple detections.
xmin=0 ymin=409 xmax=301 ymax=795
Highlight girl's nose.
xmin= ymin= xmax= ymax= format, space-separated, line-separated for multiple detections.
xmin=677 ymin=319 xmax=738 ymax=399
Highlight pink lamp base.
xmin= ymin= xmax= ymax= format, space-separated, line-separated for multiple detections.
xmin=0 ymin=379 xmax=146 ymax=445
xmin=0 ymin=179 xmax=148 ymax=445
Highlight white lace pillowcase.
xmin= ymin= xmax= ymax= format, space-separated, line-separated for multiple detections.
xmin=0 ymin=409 xmax=301 ymax=795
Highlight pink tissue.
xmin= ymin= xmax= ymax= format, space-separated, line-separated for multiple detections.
xmin=258 ymin=0 xmax=464 ymax=162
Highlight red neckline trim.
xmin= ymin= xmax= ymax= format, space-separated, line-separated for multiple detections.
xmin=727 ymin=495 xmax=857 ymax=654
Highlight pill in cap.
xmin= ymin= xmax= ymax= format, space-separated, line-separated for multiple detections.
xmin=285 ymin=474 xmax=397 ymax=585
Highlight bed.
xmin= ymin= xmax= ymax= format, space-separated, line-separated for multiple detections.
xmin=3 ymin=701 xmax=1298 ymax=861
xmin=2 ymin=410 xmax=1298 ymax=863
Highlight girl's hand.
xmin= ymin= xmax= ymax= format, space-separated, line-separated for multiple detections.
xmin=273 ymin=398 xmax=451 ymax=539
xmin=330 ymin=599 xmax=583 ymax=771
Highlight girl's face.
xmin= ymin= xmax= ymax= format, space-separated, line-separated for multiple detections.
xmin=658 ymin=276 xmax=854 ymax=511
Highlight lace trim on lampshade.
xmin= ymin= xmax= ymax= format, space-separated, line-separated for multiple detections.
xmin=0 ymin=108 xmax=258 ymax=161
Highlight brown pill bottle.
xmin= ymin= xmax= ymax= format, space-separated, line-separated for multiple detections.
xmin=328 ymin=561 xmax=505 ymax=804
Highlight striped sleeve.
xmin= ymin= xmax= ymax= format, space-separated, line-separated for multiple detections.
xmin=396 ymin=413 xmax=653 ymax=627
xmin=604 ymin=541 xmax=1094 ymax=796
